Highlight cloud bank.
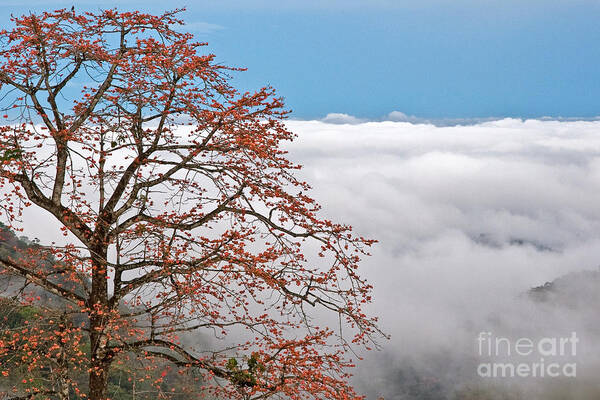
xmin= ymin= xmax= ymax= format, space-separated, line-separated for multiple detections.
xmin=11 ymin=117 xmax=600 ymax=398
xmin=283 ymin=118 xmax=600 ymax=398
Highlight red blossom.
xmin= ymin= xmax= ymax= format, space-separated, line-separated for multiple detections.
xmin=0 ymin=8 xmax=383 ymax=400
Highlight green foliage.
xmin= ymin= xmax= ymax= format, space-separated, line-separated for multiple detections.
xmin=225 ymin=354 xmax=265 ymax=388
xmin=226 ymin=357 xmax=238 ymax=371
xmin=0 ymin=299 xmax=39 ymax=329
xmin=0 ymin=148 xmax=22 ymax=161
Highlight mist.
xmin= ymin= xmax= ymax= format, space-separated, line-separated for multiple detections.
xmin=9 ymin=117 xmax=600 ymax=398
xmin=284 ymin=118 xmax=600 ymax=399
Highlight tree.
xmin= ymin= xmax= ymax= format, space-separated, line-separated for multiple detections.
xmin=0 ymin=8 xmax=381 ymax=400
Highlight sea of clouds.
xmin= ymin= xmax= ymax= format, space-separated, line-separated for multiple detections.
xmin=283 ymin=117 xmax=600 ymax=398
xmin=13 ymin=116 xmax=600 ymax=398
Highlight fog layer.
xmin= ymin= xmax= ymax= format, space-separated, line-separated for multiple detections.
xmin=285 ymin=118 xmax=600 ymax=399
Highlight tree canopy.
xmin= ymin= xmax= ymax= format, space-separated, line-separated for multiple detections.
xmin=0 ymin=8 xmax=381 ymax=400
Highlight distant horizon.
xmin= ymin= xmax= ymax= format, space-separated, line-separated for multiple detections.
xmin=291 ymin=112 xmax=600 ymax=126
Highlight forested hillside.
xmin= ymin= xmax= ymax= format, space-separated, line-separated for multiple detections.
xmin=0 ymin=224 xmax=208 ymax=400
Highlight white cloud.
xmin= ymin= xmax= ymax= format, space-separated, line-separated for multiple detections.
xmin=9 ymin=117 xmax=600 ymax=397
xmin=320 ymin=112 xmax=366 ymax=124
xmin=386 ymin=110 xmax=424 ymax=123
xmin=183 ymin=21 xmax=224 ymax=34
xmin=283 ymin=118 xmax=600 ymax=397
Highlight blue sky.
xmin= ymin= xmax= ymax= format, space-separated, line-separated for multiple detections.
xmin=1 ymin=0 xmax=599 ymax=120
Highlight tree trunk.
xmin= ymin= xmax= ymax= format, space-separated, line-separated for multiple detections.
xmin=88 ymin=250 xmax=110 ymax=400
xmin=88 ymin=356 xmax=109 ymax=400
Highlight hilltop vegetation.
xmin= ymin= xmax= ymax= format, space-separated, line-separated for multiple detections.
xmin=0 ymin=224 xmax=208 ymax=400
